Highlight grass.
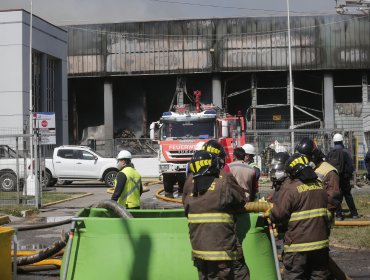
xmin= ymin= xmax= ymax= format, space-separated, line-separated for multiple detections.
xmin=0 ymin=191 xmax=87 ymax=217
xmin=330 ymin=194 xmax=370 ymax=250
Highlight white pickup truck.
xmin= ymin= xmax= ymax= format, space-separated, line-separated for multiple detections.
xmin=0 ymin=145 xmax=30 ymax=192
xmin=45 ymin=146 xmax=118 ymax=187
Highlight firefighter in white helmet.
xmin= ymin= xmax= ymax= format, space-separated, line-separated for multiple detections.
xmin=111 ymin=150 xmax=143 ymax=209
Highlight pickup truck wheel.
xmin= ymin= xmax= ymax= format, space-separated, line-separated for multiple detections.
xmin=57 ymin=180 xmax=73 ymax=185
xmin=43 ymin=171 xmax=57 ymax=187
xmin=0 ymin=173 xmax=17 ymax=192
xmin=104 ymin=171 xmax=117 ymax=187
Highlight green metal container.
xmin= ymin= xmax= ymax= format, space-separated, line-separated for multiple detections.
xmin=61 ymin=208 xmax=278 ymax=280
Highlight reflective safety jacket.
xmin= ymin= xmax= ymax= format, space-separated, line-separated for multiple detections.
xmin=114 ymin=166 xmax=142 ymax=208
xmin=315 ymin=161 xmax=340 ymax=212
xmin=182 ymin=170 xmax=247 ymax=261
xmin=270 ymin=178 xmax=330 ymax=253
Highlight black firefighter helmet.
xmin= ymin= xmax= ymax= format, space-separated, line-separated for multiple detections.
xmin=285 ymin=153 xmax=318 ymax=181
xmin=201 ymin=139 xmax=227 ymax=160
xmin=296 ymin=138 xmax=326 ymax=164
xmin=295 ymin=137 xmax=316 ymax=158
xmin=189 ymin=150 xmax=220 ymax=178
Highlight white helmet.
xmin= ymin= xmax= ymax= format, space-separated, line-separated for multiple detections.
xmin=333 ymin=133 xmax=343 ymax=142
xmin=242 ymin=144 xmax=256 ymax=155
xmin=194 ymin=141 xmax=205 ymax=151
xmin=117 ymin=150 xmax=132 ymax=160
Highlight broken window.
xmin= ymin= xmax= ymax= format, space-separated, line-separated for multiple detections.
xmin=334 ymin=71 xmax=362 ymax=103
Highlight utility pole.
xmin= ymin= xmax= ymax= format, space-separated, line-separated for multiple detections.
xmin=287 ymin=0 xmax=294 ymax=153
xmin=29 ymin=0 xmax=34 ymax=190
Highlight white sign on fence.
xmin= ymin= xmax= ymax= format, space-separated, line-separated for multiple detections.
xmin=33 ymin=112 xmax=56 ymax=145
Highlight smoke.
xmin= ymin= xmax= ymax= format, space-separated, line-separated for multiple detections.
xmin=114 ymin=87 xmax=145 ymax=138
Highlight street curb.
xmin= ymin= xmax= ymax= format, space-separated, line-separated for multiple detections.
xmin=0 ymin=215 xmax=10 ymax=225
xmin=42 ymin=192 xmax=94 ymax=207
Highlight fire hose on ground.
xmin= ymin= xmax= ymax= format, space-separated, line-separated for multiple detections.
xmin=10 ymin=200 xmax=132 ymax=275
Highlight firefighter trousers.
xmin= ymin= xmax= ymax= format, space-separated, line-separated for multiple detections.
xmin=282 ymin=248 xmax=330 ymax=280
xmin=194 ymin=258 xmax=249 ymax=280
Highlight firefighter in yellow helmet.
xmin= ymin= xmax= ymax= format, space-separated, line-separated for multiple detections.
xmin=264 ymin=153 xmax=331 ymax=279
xmin=111 ymin=150 xmax=143 ymax=209
xmin=182 ymin=150 xmax=249 ymax=279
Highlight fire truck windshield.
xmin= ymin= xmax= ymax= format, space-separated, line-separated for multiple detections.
xmin=162 ymin=119 xmax=215 ymax=139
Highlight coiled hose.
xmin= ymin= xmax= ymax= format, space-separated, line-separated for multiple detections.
xmin=15 ymin=200 xmax=132 ymax=268
xmin=16 ymin=232 xmax=69 ymax=266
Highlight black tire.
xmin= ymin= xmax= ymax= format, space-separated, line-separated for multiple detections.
xmin=0 ymin=173 xmax=17 ymax=192
xmin=104 ymin=170 xmax=118 ymax=187
xmin=57 ymin=180 xmax=73 ymax=185
xmin=43 ymin=171 xmax=57 ymax=187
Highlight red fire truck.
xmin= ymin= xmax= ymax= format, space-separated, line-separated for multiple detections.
xmin=150 ymin=91 xmax=246 ymax=191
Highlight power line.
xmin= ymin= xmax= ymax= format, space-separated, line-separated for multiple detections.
xmin=144 ymin=0 xmax=335 ymax=15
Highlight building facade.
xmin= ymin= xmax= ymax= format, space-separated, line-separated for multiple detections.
xmin=0 ymin=10 xmax=68 ymax=145
xmin=66 ymin=15 xmax=370 ymax=157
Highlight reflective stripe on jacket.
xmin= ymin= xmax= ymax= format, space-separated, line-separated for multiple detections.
xmin=270 ymin=178 xmax=330 ymax=253
xmin=182 ymin=170 xmax=247 ymax=261
xmin=284 ymin=239 xmax=329 ymax=253
xmin=114 ymin=167 xmax=141 ymax=208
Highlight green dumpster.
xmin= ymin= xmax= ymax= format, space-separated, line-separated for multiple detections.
xmin=61 ymin=208 xmax=278 ymax=280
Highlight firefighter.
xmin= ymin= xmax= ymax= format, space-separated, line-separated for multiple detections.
xmin=264 ymin=153 xmax=331 ymax=280
xmin=296 ymin=137 xmax=341 ymax=215
xmin=242 ymin=144 xmax=260 ymax=180
xmin=111 ymin=150 xmax=143 ymax=209
xmin=201 ymin=139 xmax=230 ymax=172
xmin=182 ymin=150 xmax=249 ymax=280
xmin=229 ymin=147 xmax=257 ymax=201
xmin=269 ymin=152 xmax=290 ymax=203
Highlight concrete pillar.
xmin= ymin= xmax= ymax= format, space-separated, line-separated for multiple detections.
xmin=251 ymin=74 xmax=257 ymax=130
xmin=212 ymin=75 xmax=222 ymax=108
xmin=55 ymin=59 xmax=68 ymax=145
xmin=362 ymin=73 xmax=368 ymax=104
xmin=324 ymin=73 xmax=335 ymax=129
xmin=40 ymin=54 xmax=48 ymax=112
xmin=104 ymin=80 xmax=114 ymax=157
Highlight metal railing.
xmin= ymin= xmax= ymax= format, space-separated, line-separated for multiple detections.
xmin=246 ymin=126 xmax=366 ymax=176
xmin=0 ymin=129 xmax=46 ymax=211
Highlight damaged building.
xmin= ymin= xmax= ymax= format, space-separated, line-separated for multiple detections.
xmin=66 ymin=15 xmax=370 ymax=157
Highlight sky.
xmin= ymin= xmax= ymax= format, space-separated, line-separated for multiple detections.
xmin=0 ymin=0 xmax=338 ymax=26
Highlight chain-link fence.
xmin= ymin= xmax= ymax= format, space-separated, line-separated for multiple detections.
xmin=85 ymin=138 xmax=159 ymax=158
xmin=246 ymin=126 xmax=366 ymax=177
xmin=0 ymin=129 xmax=47 ymax=212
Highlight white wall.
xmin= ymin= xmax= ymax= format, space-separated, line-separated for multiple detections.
xmin=0 ymin=10 xmax=67 ymax=144
xmin=0 ymin=12 xmax=24 ymax=131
